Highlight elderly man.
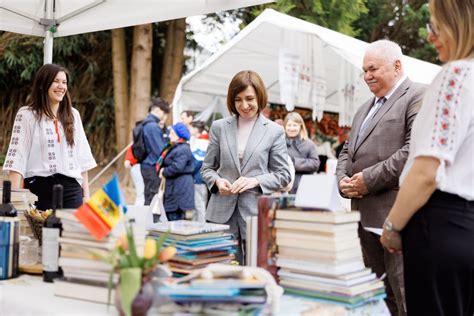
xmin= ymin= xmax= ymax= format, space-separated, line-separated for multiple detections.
xmin=336 ymin=40 xmax=425 ymax=316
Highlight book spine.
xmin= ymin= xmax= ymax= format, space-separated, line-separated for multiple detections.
xmin=256 ymin=196 xmax=278 ymax=280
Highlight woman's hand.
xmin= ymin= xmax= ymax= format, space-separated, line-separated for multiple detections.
xmin=380 ymin=229 xmax=402 ymax=253
xmin=230 ymin=177 xmax=259 ymax=194
xmin=216 ymin=178 xmax=233 ymax=196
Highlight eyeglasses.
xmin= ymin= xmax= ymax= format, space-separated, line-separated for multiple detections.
xmin=426 ymin=22 xmax=439 ymax=37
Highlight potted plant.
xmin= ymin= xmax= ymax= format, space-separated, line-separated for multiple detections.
xmin=97 ymin=219 xmax=175 ymax=316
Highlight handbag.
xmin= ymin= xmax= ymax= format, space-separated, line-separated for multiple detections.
xmin=150 ymin=178 xmax=167 ymax=223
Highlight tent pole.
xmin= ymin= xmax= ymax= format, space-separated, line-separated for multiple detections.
xmin=43 ymin=31 xmax=54 ymax=64
xmin=43 ymin=0 xmax=54 ymax=64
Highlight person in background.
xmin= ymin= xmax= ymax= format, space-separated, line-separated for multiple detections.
xmin=284 ymin=112 xmax=320 ymax=194
xmin=180 ymin=110 xmax=194 ymax=130
xmin=201 ymin=70 xmax=291 ymax=265
xmin=141 ymin=98 xmax=169 ymax=205
xmin=336 ymin=39 xmax=426 ymax=316
xmin=190 ymin=121 xmax=210 ymax=222
xmin=381 ymin=1 xmax=473 ymax=315
xmin=124 ymin=146 xmax=144 ymax=206
xmin=335 ymin=127 xmax=351 ymax=158
xmin=158 ymin=122 xmax=195 ymax=221
xmin=3 ymin=63 xmax=96 ymax=210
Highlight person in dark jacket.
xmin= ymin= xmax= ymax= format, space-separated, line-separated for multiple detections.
xmin=141 ymin=98 xmax=170 ymax=205
xmin=284 ymin=112 xmax=320 ymax=194
xmin=157 ymin=122 xmax=195 ymax=221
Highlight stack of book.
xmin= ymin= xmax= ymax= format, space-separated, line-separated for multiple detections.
xmin=273 ymin=208 xmax=386 ymax=309
xmin=158 ymin=268 xmax=268 ymax=314
xmin=54 ymin=209 xmax=117 ymax=304
xmin=147 ymin=220 xmax=237 ymax=276
xmin=0 ymin=188 xmax=38 ymax=236
xmin=0 ymin=216 xmax=20 ymax=279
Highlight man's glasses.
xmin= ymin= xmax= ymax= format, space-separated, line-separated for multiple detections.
xmin=426 ymin=22 xmax=439 ymax=37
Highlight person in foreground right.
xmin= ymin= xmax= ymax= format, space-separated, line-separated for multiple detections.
xmin=381 ymin=1 xmax=474 ymax=315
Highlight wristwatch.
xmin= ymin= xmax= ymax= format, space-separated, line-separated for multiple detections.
xmin=383 ymin=219 xmax=400 ymax=233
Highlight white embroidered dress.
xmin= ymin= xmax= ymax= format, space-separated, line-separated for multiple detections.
xmin=3 ymin=106 xmax=97 ymax=185
xmin=400 ymin=58 xmax=474 ymax=200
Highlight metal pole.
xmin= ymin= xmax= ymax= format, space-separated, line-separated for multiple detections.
xmin=43 ymin=0 xmax=53 ymax=64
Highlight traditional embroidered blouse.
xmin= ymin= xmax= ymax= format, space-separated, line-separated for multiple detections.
xmin=3 ymin=106 xmax=97 ymax=185
xmin=400 ymin=58 xmax=474 ymax=200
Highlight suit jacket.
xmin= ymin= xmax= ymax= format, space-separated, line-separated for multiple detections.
xmin=201 ymin=114 xmax=291 ymax=223
xmin=336 ymin=78 xmax=425 ymax=227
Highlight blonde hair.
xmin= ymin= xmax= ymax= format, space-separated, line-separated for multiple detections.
xmin=284 ymin=112 xmax=308 ymax=140
xmin=429 ymin=0 xmax=474 ymax=61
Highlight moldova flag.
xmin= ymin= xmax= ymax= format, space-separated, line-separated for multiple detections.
xmin=74 ymin=173 xmax=127 ymax=240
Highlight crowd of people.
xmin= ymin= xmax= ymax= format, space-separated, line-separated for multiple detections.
xmin=2 ymin=0 xmax=472 ymax=314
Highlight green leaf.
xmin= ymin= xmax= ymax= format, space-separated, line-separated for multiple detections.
xmin=119 ymin=267 xmax=142 ymax=316
xmin=155 ymin=230 xmax=170 ymax=255
xmin=126 ymin=221 xmax=140 ymax=267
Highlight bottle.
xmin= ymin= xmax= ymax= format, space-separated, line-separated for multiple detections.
xmin=0 ymin=180 xmax=17 ymax=217
xmin=42 ymin=184 xmax=63 ymax=282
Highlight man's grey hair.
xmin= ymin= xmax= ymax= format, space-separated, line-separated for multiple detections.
xmin=366 ymin=39 xmax=404 ymax=65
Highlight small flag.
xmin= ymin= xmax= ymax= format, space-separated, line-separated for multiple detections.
xmin=74 ymin=173 xmax=126 ymax=240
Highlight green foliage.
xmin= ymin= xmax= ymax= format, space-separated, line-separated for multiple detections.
xmin=352 ymin=1 xmax=438 ymax=64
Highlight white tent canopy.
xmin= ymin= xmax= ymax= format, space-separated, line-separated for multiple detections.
xmin=173 ymin=9 xmax=441 ymax=126
xmin=0 ymin=0 xmax=273 ymax=64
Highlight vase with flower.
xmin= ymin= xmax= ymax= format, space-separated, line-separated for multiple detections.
xmin=95 ymin=219 xmax=175 ymax=316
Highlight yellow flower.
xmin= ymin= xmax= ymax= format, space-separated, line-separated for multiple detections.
xmin=116 ymin=233 xmax=128 ymax=251
xmin=159 ymin=246 xmax=176 ymax=262
xmin=144 ymin=238 xmax=157 ymax=259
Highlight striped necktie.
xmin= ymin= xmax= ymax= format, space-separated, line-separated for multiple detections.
xmin=358 ymin=97 xmax=386 ymax=137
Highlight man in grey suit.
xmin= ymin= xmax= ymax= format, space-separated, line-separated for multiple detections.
xmin=336 ymin=40 xmax=425 ymax=316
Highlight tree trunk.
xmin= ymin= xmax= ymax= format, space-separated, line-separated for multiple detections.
xmin=160 ymin=18 xmax=186 ymax=125
xmin=129 ymin=24 xmax=153 ymax=133
xmin=111 ymin=28 xmax=129 ymax=148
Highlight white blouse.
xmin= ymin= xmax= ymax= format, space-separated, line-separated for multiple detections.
xmin=400 ymin=58 xmax=474 ymax=200
xmin=3 ymin=107 xmax=97 ymax=185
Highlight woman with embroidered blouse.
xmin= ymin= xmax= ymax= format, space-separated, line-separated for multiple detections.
xmin=3 ymin=64 xmax=96 ymax=210
xmin=380 ymin=0 xmax=473 ymax=315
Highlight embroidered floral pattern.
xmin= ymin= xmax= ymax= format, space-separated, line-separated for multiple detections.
xmin=432 ymin=65 xmax=469 ymax=150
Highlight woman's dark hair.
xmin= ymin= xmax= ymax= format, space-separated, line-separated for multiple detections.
xmin=29 ymin=63 xmax=75 ymax=147
xmin=226 ymin=70 xmax=268 ymax=116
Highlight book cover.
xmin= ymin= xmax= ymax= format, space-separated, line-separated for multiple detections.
xmin=276 ymin=209 xmax=360 ymax=224
xmin=147 ymin=220 xmax=229 ymax=235
xmin=256 ymin=196 xmax=279 ymax=280
xmin=276 ymin=235 xmax=360 ymax=252
xmin=278 ymin=269 xmax=377 ymax=288
xmin=276 ymin=257 xmax=365 ymax=277
xmin=274 ymin=220 xmax=358 ymax=234
xmin=275 ymin=229 xmax=359 ymax=243
xmin=277 ymin=246 xmax=362 ymax=263
xmin=280 ymin=278 xmax=385 ymax=297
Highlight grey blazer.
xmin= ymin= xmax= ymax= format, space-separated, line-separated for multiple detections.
xmin=336 ymin=78 xmax=425 ymax=227
xmin=201 ymin=114 xmax=291 ymax=223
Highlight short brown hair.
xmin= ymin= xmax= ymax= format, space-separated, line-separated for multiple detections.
xmin=429 ymin=0 xmax=474 ymax=61
xmin=226 ymin=70 xmax=268 ymax=116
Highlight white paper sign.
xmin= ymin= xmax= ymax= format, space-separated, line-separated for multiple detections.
xmin=294 ymin=174 xmax=342 ymax=211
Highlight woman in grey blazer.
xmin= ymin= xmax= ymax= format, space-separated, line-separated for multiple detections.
xmin=201 ymin=70 xmax=291 ymax=264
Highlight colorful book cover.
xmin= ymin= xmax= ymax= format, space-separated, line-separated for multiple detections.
xmin=256 ymin=196 xmax=279 ymax=280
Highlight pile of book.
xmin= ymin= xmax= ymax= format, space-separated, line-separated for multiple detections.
xmin=273 ymin=208 xmax=386 ymax=309
xmin=147 ymin=220 xmax=237 ymax=277
xmin=53 ymin=209 xmax=118 ymax=304
xmin=0 ymin=188 xmax=38 ymax=237
xmin=158 ymin=265 xmax=269 ymax=314
xmin=0 ymin=216 xmax=20 ymax=279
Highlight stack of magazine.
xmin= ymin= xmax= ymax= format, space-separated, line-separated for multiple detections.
xmin=158 ymin=265 xmax=269 ymax=315
xmin=147 ymin=220 xmax=237 ymax=277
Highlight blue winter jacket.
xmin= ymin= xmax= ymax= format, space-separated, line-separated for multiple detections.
xmin=142 ymin=113 xmax=166 ymax=168
xmin=162 ymin=143 xmax=195 ymax=212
